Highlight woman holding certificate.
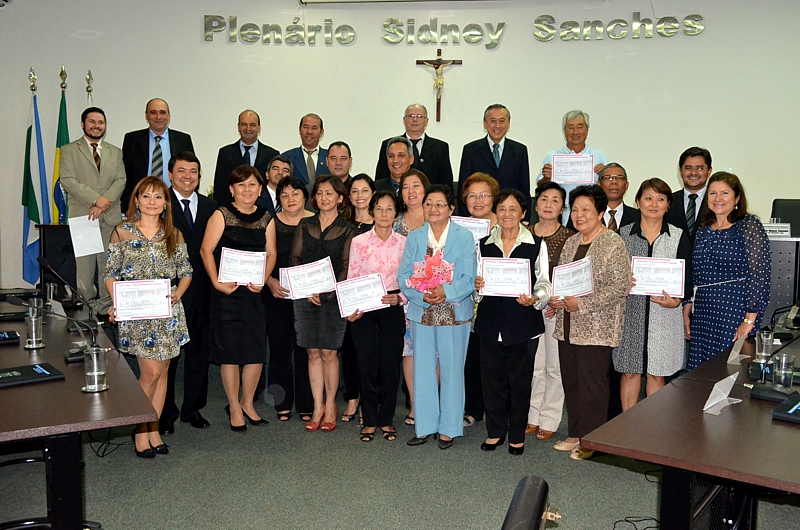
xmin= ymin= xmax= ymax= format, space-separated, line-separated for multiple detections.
xmin=614 ymin=178 xmax=692 ymax=410
xmin=549 ymin=184 xmax=630 ymax=461
xmin=201 ymin=166 xmax=277 ymax=432
xmin=473 ymin=189 xmax=551 ymax=455
xmin=105 ymin=176 xmax=192 ymax=458
xmin=399 ymin=184 xmax=477 ymax=450
xmin=686 ymin=172 xmax=770 ymax=370
xmin=291 ymin=174 xmax=358 ymax=433
xmin=346 ymin=190 xmax=407 ymax=442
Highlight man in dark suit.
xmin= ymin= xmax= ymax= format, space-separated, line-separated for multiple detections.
xmin=122 ymin=98 xmax=194 ymax=211
xmin=213 ymin=110 xmax=279 ymax=207
xmin=282 ymin=113 xmax=329 ymax=186
xmin=458 ymin=104 xmax=530 ymax=215
xmin=160 ymin=151 xmax=218 ymax=434
xmin=665 ymin=147 xmax=712 ymax=243
xmin=375 ymin=137 xmax=414 ymax=196
xmin=374 ymin=104 xmax=453 ymax=187
xmin=598 ymin=163 xmax=640 ymax=231
xmin=256 ymin=155 xmax=292 ymax=215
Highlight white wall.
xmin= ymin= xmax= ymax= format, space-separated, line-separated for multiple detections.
xmin=1 ymin=0 xmax=798 ymax=286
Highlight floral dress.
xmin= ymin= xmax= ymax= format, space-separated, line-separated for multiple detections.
xmin=105 ymin=222 xmax=192 ymax=361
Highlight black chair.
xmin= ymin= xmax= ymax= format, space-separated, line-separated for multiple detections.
xmin=771 ymin=199 xmax=800 ymax=237
xmin=501 ymin=475 xmax=560 ymax=529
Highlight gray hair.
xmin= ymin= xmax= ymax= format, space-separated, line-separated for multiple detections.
xmin=600 ymin=162 xmax=626 ymax=179
xmin=562 ymin=110 xmax=590 ymax=131
xmin=386 ymin=136 xmax=413 ymax=158
xmin=404 ymin=104 xmax=428 ymax=117
xmin=483 ymin=103 xmax=510 ymax=122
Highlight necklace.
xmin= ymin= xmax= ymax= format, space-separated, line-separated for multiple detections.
xmin=581 ymin=225 xmax=605 ymax=244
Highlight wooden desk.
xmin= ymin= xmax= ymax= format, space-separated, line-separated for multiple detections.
xmin=0 ymin=314 xmax=156 ymax=529
xmin=583 ymin=341 xmax=800 ymax=530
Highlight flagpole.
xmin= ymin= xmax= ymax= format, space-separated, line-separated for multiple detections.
xmin=52 ymin=65 xmax=70 ymax=224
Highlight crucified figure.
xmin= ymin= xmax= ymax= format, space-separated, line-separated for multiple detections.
xmin=416 ymin=49 xmax=462 ymax=122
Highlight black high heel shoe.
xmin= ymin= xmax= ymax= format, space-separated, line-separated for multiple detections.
xmin=131 ymin=432 xmax=156 ymax=458
xmin=480 ymin=437 xmax=506 ymax=451
xmin=243 ymin=410 xmax=269 ymax=426
xmin=224 ymin=405 xmax=247 ymax=432
xmin=508 ymin=443 xmax=525 ymax=455
xmin=150 ymin=443 xmax=170 ymax=455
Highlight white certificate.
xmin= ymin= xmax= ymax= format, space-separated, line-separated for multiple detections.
xmin=479 ymin=258 xmax=531 ymax=297
xmin=113 ymin=279 xmax=172 ymax=321
xmin=551 ymin=154 xmax=595 ymax=185
xmin=451 ymin=216 xmax=491 ymax=245
xmin=279 ymin=268 xmax=289 ymax=290
xmin=284 ymin=257 xmax=337 ymax=300
xmin=218 ymin=248 xmax=266 ymax=286
xmin=68 ymin=215 xmax=104 ymax=257
xmin=551 ymin=256 xmax=594 ymax=297
xmin=335 ymin=273 xmax=389 ymax=317
xmin=630 ymin=257 xmax=685 ymax=298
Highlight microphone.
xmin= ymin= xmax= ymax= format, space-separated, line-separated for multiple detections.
xmin=750 ymin=347 xmax=798 ymax=402
xmin=37 ymin=256 xmax=99 ymax=326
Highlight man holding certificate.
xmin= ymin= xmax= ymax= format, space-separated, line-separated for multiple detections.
xmin=473 ymin=189 xmax=551 ymax=456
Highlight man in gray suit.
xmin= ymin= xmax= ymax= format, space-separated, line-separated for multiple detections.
xmin=59 ymin=107 xmax=126 ymax=317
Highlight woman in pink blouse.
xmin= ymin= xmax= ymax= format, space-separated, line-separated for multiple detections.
xmin=346 ymin=190 xmax=407 ymax=442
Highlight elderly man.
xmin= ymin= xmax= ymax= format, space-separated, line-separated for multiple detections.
xmin=665 ymin=147 xmax=712 ymax=243
xmin=122 ymin=98 xmax=194 ymax=210
xmin=59 ymin=107 xmax=126 ymax=317
xmin=597 ymin=163 xmax=640 ymax=232
xmin=538 ymin=110 xmax=608 ymax=224
xmin=375 ymin=137 xmax=414 ymax=195
xmin=282 ymin=113 xmax=329 ymax=186
xmin=256 ymin=155 xmax=293 ymax=215
xmin=213 ymin=109 xmax=279 ymax=206
xmin=375 ymin=104 xmax=453 ymax=186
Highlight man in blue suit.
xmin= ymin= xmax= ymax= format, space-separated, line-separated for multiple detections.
xmin=282 ymin=113 xmax=328 ymax=186
xmin=256 ymin=155 xmax=293 ymax=215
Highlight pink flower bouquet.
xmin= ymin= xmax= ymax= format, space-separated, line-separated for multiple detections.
xmin=406 ymin=250 xmax=454 ymax=293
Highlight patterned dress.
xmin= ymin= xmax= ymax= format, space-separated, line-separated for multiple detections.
xmin=105 ymin=222 xmax=191 ymax=361
xmin=688 ymin=215 xmax=771 ymax=369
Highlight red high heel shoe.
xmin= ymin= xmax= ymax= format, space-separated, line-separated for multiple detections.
xmin=305 ymin=408 xmax=324 ymax=432
xmin=321 ymin=406 xmax=338 ymax=432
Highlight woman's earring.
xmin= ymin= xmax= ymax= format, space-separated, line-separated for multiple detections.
xmin=161 ymin=206 xmax=166 ymax=219
xmin=135 ymin=205 xmax=141 ymax=220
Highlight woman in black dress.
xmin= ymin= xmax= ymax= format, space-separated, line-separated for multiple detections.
xmin=200 ymin=165 xmax=277 ymax=431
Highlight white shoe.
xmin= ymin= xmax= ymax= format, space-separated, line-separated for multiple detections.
xmin=553 ymin=440 xmax=580 ymax=452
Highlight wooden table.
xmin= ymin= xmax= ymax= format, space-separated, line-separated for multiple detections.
xmin=0 ymin=313 xmax=156 ymax=529
xmin=583 ymin=336 xmax=800 ymax=530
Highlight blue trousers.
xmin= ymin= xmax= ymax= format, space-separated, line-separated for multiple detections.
xmin=410 ymin=321 xmax=470 ymax=439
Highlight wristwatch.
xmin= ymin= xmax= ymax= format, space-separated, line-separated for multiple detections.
xmin=743 ymin=318 xmax=754 ymax=325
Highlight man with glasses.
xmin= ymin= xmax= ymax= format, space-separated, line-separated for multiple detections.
xmin=375 ymin=104 xmax=453 ymax=187
xmin=665 ymin=147 xmax=712 ymax=243
xmin=597 ymin=163 xmax=639 ymax=232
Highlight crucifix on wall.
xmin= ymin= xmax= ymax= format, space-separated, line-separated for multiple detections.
xmin=416 ymin=48 xmax=462 ymax=122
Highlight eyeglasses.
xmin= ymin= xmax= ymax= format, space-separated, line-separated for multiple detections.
xmin=682 ymin=165 xmax=708 ymax=172
xmin=599 ymin=176 xmax=627 ymax=183
xmin=404 ymin=114 xmax=427 ymax=120
xmin=423 ymin=202 xmax=449 ymax=210
xmin=466 ymin=193 xmax=492 ymax=202
xmin=374 ymin=207 xmax=395 ymax=215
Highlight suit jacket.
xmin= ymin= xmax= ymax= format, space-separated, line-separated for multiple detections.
xmin=665 ymin=188 xmax=708 ymax=243
xmin=255 ymin=188 xmax=279 ymax=216
xmin=59 ymin=138 xmax=127 ymax=227
xmin=375 ymin=134 xmax=454 ymax=187
xmin=169 ymin=189 xmax=217 ymax=312
xmin=458 ymin=136 xmax=531 ymax=215
xmin=398 ymin=221 xmax=477 ymax=323
xmin=375 ymin=177 xmax=398 ymax=194
xmin=213 ymin=140 xmax=279 ymax=206
xmin=122 ymin=128 xmax=194 ymax=211
xmin=282 ymin=146 xmax=329 ymax=185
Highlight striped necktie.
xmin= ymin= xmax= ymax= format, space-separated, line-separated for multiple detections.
xmin=607 ymin=209 xmax=618 ymax=232
xmin=90 ymin=142 xmax=101 ymax=172
xmin=686 ymin=193 xmax=698 ymax=233
xmin=151 ymin=136 xmax=163 ymax=179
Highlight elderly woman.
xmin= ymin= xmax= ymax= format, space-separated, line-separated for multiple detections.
xmin=292 ymin=175 xmax=358 ymax=432
xmin=461 ymin=172 xmax=500 ymax=429
xmin=527 ymin=182 xmax=574 ymax=440
xmin=106 ymin=176 xmax=191 ymax=457
xmin=474 ymin=189 xmax=551 ymax=455
xmin=550 ymin=184 xmax=630 ymax=461
xmin=201 ymin=166 xmax=277 ymax=432
xmin=394 ymin=169 xmax=431 ymax=426
xmin=686 ymin=172 xmax=770 ymax=369
xmin=399 ymin=184 xmax=476 ymax=450
xmin=263 ymin=177 xmax=315 ymax=422
xmin=347 ymin=190 xmax=407 ymax=441
xmin=614 ymin=178 xmax=692 ymax=410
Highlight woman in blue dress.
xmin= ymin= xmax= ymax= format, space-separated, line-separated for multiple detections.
xmin=685 ymin=172 xmax=770 ymax=370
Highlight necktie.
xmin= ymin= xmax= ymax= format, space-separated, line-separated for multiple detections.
xmin=411 ymin=138 xmax=421 ymax=167
xmin=274 ymin=195 xmax=283 ymax=214
xmin=492 ymin=143 xmax=501 ymax=168
xmin=607 ymin=209 xmax=618 ymax=232
xmin=181 ymin=199 xmax=194 ymax=230
xmin=686 ymin=193 xmax=698 ymax=233
xmin=305 ymin=149 xmax=316 ymax=185
xmin=151 ymin=136 xmax=163 ymax=179
xmin=90 ymin=142 xmax=101 ymax=172
xmin=243 ymin=145 xmax=252 ymax=166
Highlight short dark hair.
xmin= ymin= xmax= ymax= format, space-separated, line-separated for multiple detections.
xmin=635 ymin=178 xmax=672 ymax=205
xmin=300 ymin=113 xmax=323 ymax=130
xmin=386 ymin=136 xmax=412 ymax=158
xmin=227 ymin=165 xmax=265 ymax=188
xmin=311 ymin=174 xmax=349 ymax=213
xmin=423 ymin=184 xmax=456 ymax=209
xmin=369 ymin=190 xmax=400 ymax=219
xmin=81 ymin=107 xmax=106 ymax=122
xmin=349 ymin=173 xmax=375 ymax=193
xmin=328 ymin=141 xmax=352 ymax=157
xmin=399 ymin=169 xmax=431 ymax=212
xmin=534 ymin=181 xmax=567 ymax=203
xmin=494 ymin=188 xmax=529 ymax=217
xmin=678 ymin=147 xmax=712 ymax=169
xmin=568 ymin=184 xmax=607 ymax=214
xmin=700 ymin=171 xmax=750 ymax=227
xmin=483 ymin=104 xmax=510 ymax=122
xmin=268 ymin=155 xmax=293 ymax=175
xmin=276 ymin=176 xmax=309 ymax=203
xmin=168 ymin=151 xmax=201 ymax=174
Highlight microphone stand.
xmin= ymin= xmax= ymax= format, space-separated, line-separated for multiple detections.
xmin=750 ymin=348 xmax=798 ymax=402
xmin=37 ymin=256 xmax=100 ymax=330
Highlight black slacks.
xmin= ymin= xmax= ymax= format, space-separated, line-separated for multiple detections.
xmin=265 ymin=296 xmax=313 ymax=414
xmin=479 ymin=336 xmax=538 ymax=445
xmin=340 ymin=323 xmax=360 ymax=402
xmin=351 ymin=305 xmax=405 ymax=427
xmin=558 ymin=339 xmax=612 ymax=439
xmin=464 ymin=331 xmax=485 ymax=421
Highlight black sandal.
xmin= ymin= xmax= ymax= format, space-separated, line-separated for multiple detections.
xmin=277 ymin=411 xmax=291 ymax=422
xmin=360 ymin=428 xmax=376 ymax=442
xmin=299 ymin=412 xmax=312 ymax=422
xmin=380 ymin=428 xmax=397 ymax=441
